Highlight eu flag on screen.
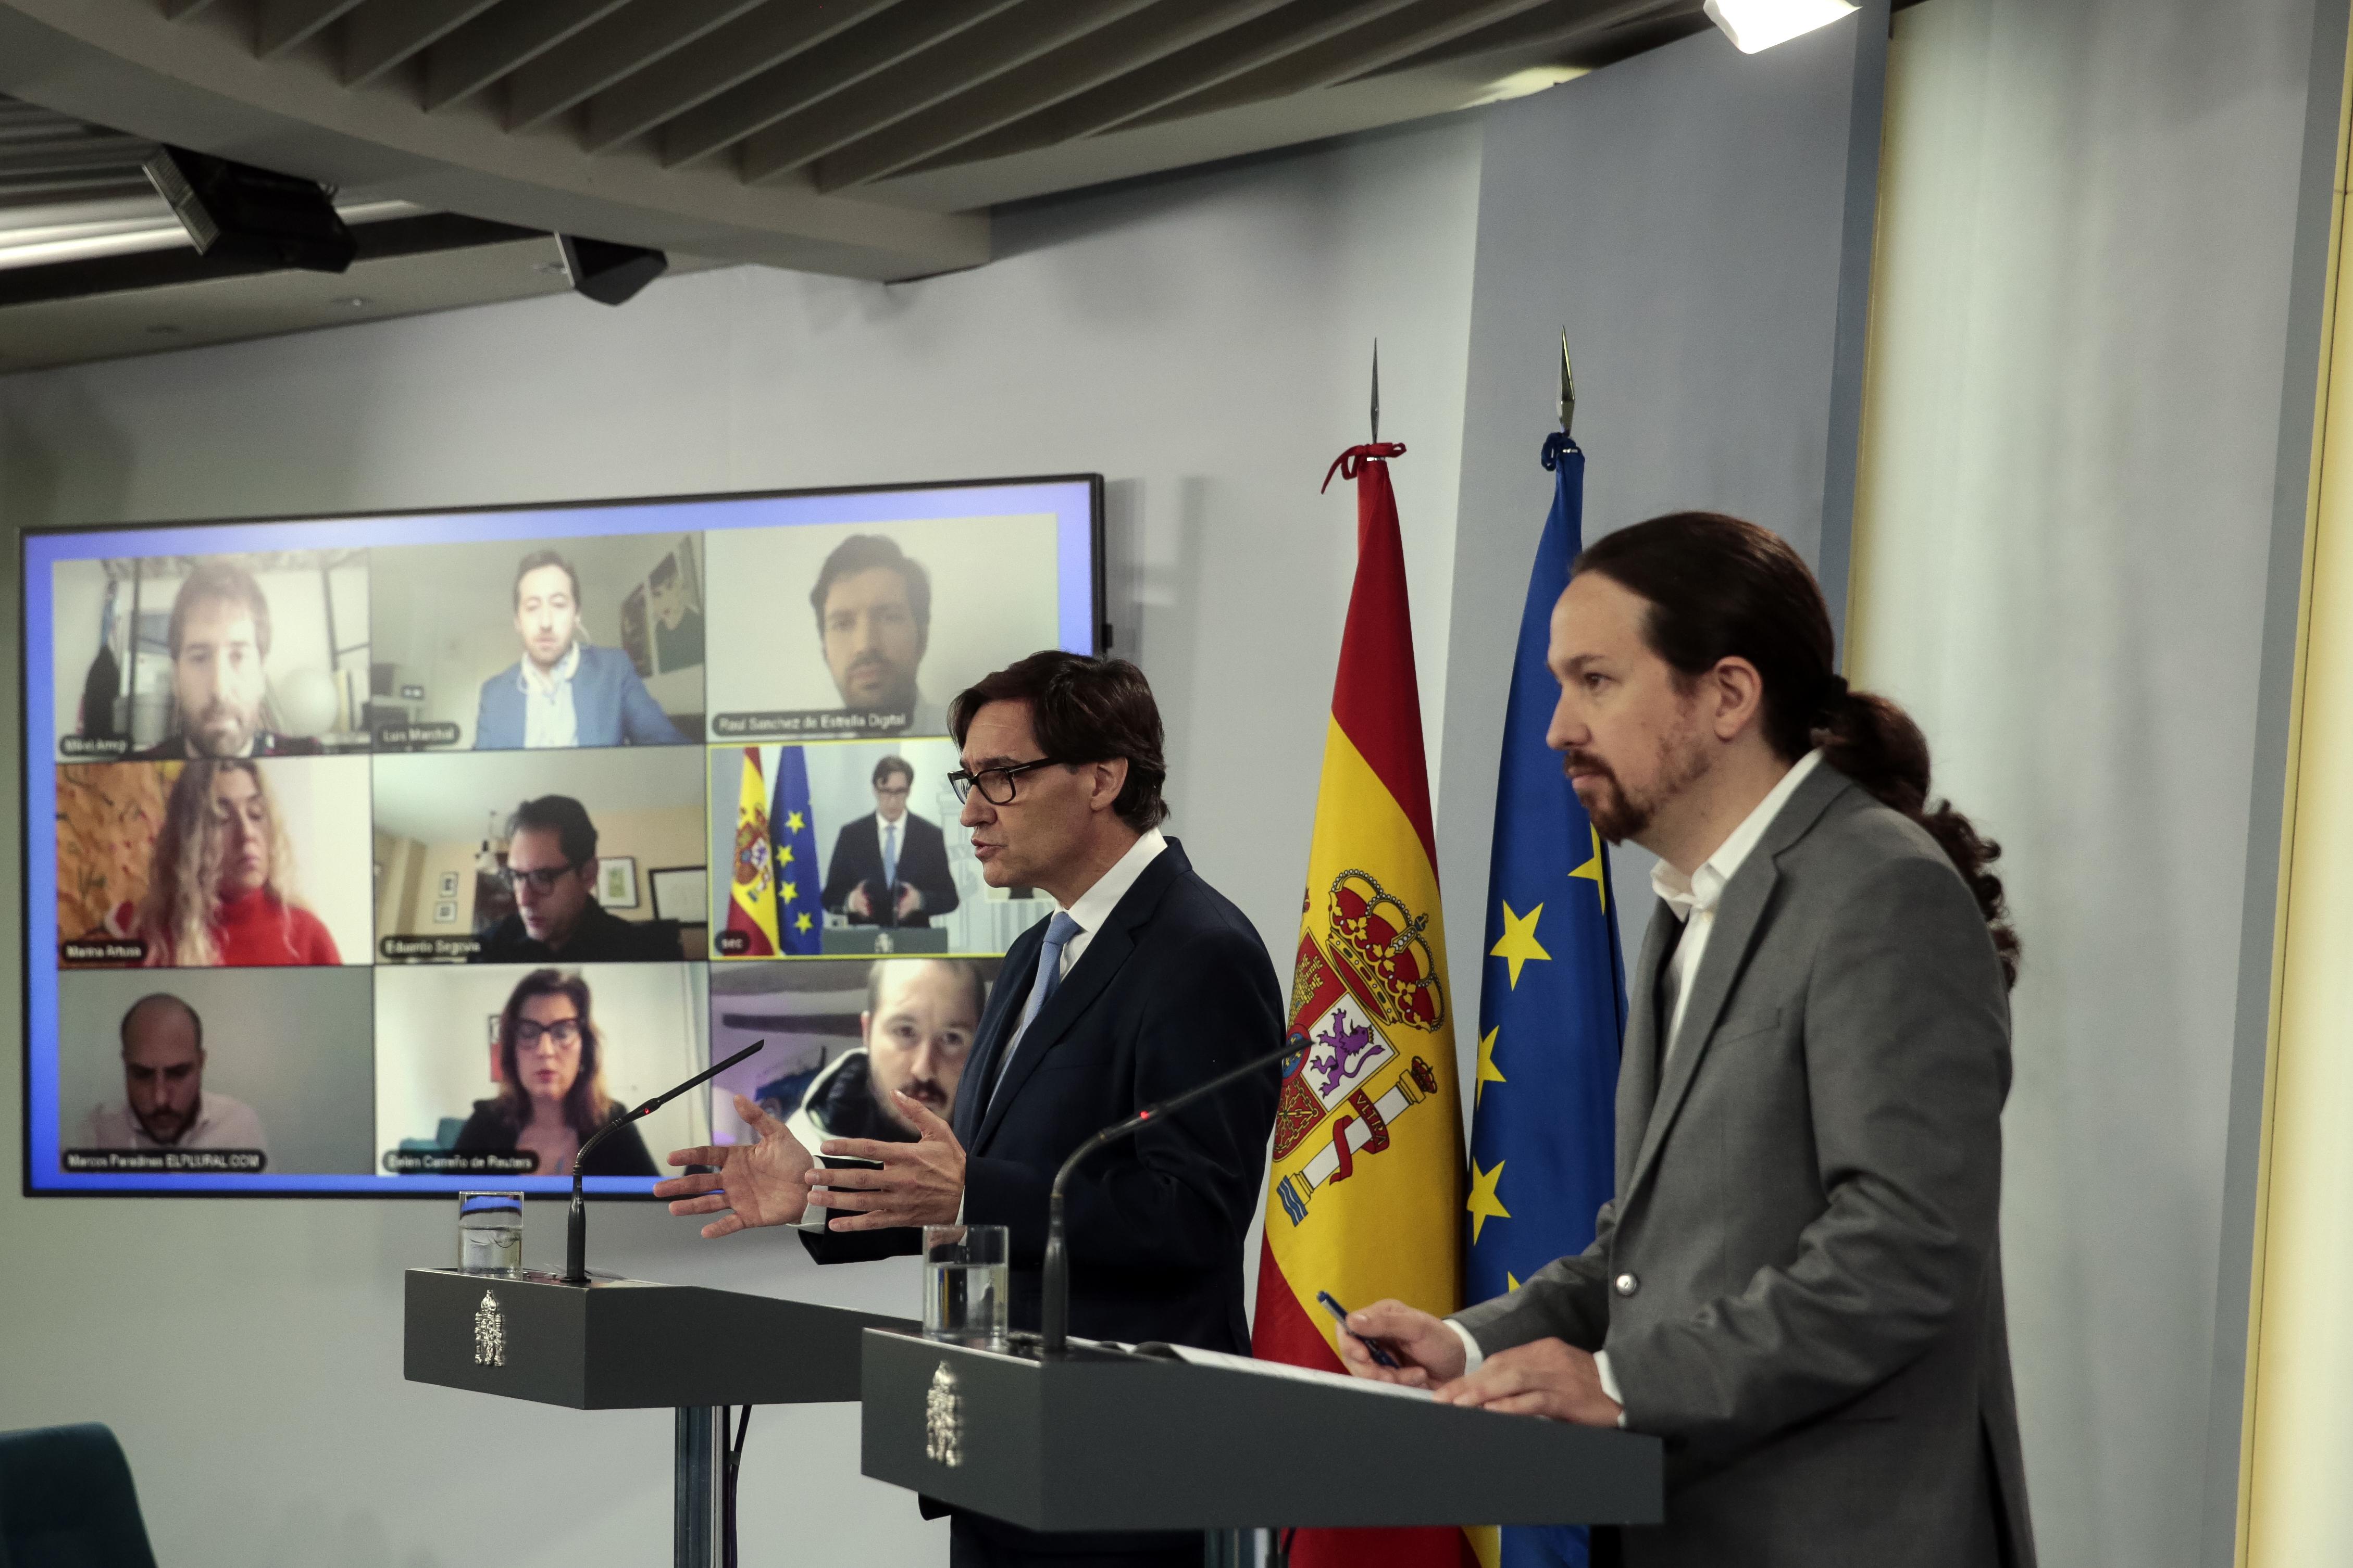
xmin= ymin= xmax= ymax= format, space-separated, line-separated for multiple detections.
xmin=1467 ymin=434 xmax=1627 ymax=1568
xmin=770 ymin=746 xmax=823 ymax=956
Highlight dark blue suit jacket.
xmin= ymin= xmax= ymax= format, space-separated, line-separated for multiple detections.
xmin=802 ymin=838 xmax=1283 ymax=1354
xmin=472 ymin=644 xmax=686 ymax=749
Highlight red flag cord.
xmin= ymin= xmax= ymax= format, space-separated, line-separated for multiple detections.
xmin=1321 ymin=442 xmax=1408 ymax=492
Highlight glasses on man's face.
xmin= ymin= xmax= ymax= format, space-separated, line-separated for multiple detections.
xmin=499 ymin=862 xmax=578 ymax=895
xmin=947 ymin=758 xmax=1066 ymax=806
xmin=515 ymin=1017 xmax=583 ymax=1050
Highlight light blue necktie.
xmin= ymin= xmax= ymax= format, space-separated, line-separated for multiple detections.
xmin=988 ymin=911 xmax=1083 ymax=1110
xmin=882 ymin=820 xmax=899 ymax=892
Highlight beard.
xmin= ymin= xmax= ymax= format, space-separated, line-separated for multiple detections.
xmin=840 ymin=654 xmax=917 ymax=714
xmin=1567 ymin=720 xmax=1713 ymax=845
xmin=191 ymin=698 xmax=260 ymax=756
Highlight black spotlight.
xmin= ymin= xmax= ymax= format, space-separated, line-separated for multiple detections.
xmin=142 ymin=146 xmax=356 ymax=273
xmin=556 ymin=234 xmax=668 ymax=306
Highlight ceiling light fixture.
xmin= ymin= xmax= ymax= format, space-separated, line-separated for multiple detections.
xmin=1703 ymin=0 xmax=1858 ymax=53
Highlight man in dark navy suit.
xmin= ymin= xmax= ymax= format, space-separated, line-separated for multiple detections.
xmin=659 ymin=651 xmax=1283 ymax=1567
xmin=820 ymin=754 xmax=960 ymax=926
xmin=473 ymin=550 xmax=686 ymax=749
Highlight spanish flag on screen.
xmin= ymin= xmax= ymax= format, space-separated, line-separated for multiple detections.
xmin=726 ymin=746 xmax=781 ymax=957
xmin=1253 ymin=444 xmax=1475 ymax=1568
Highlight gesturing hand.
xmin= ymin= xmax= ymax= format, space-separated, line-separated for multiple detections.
xmin=804 ymin=1092 xmax=967 ymax=1230
xmin=655 ymin=1093 xmax=815 ymax=1238
xmin=1335 ymin=1299 xmax=1470 ymax=1389
xmin=1435 ymin=1337 xmax=1622 ymax=1426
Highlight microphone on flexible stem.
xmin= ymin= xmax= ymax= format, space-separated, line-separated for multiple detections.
xmin=1040 ymin=1037 xmax=1298 ymax=1355
xmin=563 ymin=1039 xmax=766 ymax=1286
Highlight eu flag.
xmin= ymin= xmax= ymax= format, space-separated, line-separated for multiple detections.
xmin=770 ymin=745 xmax=823 ymax=956
xmin=1466 ymin=433 xmax=1627 ymax=1568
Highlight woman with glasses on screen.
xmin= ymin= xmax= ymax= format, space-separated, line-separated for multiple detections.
xmin=107 ymin=759 xmax=340 ymax=967
xmin=453 ymin=968 xmax=657 ymax=1177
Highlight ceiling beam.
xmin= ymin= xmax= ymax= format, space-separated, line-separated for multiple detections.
xmin=737 ymin=0 xmax=1160 ymax=184
xmin=160 ymin=0 xmax=225 ymax=17
xmin=1126 ymin=0 xmax=1613 ymax=130
xmin=255 ymin=0 xmax=365 ymax=60
xmin=888 ymin=0 xmax=1424 ymax=181
xmin=344 ymin=0 xmax=504 ymax=89
xmin=504 ymin=0 xmax=766 ymax=132
xmin=578 ymin=0 xmax=901 ymax=155
xmin=421 ymin=0 xmax=636 ymax=112
xmin=658 ymin=0 xmax=1022 ymax=170
xmin=812 ymin=0 xmax=1291 ymax=192
xmin=1362 ymin=0 xmax=1700 ymax=77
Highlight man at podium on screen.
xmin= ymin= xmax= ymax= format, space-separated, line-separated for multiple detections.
xmin=1337 ymin=515 xmax=2035 ymax=1568
xmin=821 ymin=755 xmax=961 ymax=927
xmin=472 ymin=550 xmax=686 ymax=749
xmin=659 ymin=652 xmax=1283 ymax=1567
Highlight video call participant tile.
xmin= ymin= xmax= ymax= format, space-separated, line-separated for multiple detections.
xmin=55 ymin=756 xmax=374 ymax=970
xmin=706 ymin=956 xmax=1002 ymax=1154
xmin=372 ymin=961 xmax=709 ymax=1183
xmin=708 ymin=738 xmax=1048 ymax=960
xmin=367 ymin=532 xmax=704 ymax=752
xmin=372 ymin=746 xmax=709 ymax=965
xmin=701 ymin=514 xmax=1060 ymax=742
xmin=49 ymin=551 xmax=372 ymax=763
xmin=53 ymin=967 xmax=376 ymax=1178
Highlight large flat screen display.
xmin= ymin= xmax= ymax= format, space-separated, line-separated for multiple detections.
xmin=22 ymin=476 xmax=1100 ymax=1196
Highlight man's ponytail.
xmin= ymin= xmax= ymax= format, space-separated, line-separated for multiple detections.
xmin=1577 ymin=512 xmax=2020 ymax=989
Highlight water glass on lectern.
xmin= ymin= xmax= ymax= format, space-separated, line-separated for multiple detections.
xmin=923 ymin=1224 xmax=1009 ymax=1347
xmin=457 ymin=1190 xmax=525 ymax=1274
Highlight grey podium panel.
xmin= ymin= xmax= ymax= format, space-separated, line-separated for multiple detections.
xmin=404 ymin=1268 xmax=911 ymax=1409
xmin=861 ymin=1331 xmax=1664 ymax=1532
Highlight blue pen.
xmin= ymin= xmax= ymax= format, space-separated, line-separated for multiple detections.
xmin=1316 ymin=1289 xmax=1403 ymax=1370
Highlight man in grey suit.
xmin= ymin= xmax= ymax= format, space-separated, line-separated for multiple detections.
xmin=1342 ymin=512 xmax=2034 ymax=1567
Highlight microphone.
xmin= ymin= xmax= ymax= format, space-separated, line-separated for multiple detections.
xmin=1040 ymin=1036 xmax=1297 ymax=1354
xmin=563 ymin=1039 xmax=766 ymax=1286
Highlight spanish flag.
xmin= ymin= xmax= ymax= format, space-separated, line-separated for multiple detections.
xmin=1254 ymin=442 xmax=1473 ymax=1568
xmin=725 ymin=746 xmax=781 ymax=958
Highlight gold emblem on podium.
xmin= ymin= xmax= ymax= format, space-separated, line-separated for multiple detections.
xmin=472 ymin=1291 xmax=506 ymax=1367
xmin=925 ymin=1362 xmax=963 ymax=1468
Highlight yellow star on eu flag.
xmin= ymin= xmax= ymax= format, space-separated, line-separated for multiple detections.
xmin=779 ymin=843 xmax=794 ymax=866
xmin=1476 ymin=1026 xmax=1505 ymax=1107
xmin=1508 ymin=1272 xmax=1522 ymax=1292
xmin=793 ymin=911 xmax=812 ymax=934
xmin=1490 ymin=902 xmax=1550 ymax=989
xmin=779 ymin=880 xmax=798 ymax=905
xmin=1467 ymin=1157 xmax=1510 ymax=1245
xmin=786 ymin=810 xmax=806 ymax=834
xmin=1570 ymin=824 xmax=1607 ymax=912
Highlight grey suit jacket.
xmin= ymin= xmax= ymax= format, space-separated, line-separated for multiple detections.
xmin=1453 ymin=763 xmax=2034 ymax=1568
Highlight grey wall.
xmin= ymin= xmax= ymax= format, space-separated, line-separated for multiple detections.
xmin=1847 ymin=2 xmax=2325 ymax=1564
xmin=0 ymin=118 xmax=1484 ymax=1568
xmin=1435 ymin=16 xmax=1873 ymax=1030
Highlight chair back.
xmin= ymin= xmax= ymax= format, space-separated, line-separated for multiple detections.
xmin=0 ymin=1423 xmax=159 ymax=1568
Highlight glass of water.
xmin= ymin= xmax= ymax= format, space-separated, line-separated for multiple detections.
xmin=457 ymin=1190 xmax=525 ymax=1274
xmin=923 ymin=1224 xmax=1009 ymax=1347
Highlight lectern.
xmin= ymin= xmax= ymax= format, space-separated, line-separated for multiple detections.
xmin=404 ymin=1269 xmax=910 ymax=1568
xmin=860 ymin=1329 xmax=1664 ymax=1556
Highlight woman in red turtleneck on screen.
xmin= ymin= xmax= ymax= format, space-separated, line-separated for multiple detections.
xmin=111 ymin=759 xmax=339 ymax=967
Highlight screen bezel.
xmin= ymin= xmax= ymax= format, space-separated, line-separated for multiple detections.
xmin=19 ymin=471 xmax=1107 ymax=1199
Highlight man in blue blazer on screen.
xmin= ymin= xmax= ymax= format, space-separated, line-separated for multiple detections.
xmin=658 ymin=651 xmax=1284 ymax=1567
xmin=474 ymin=550 xmax=686 ymax=749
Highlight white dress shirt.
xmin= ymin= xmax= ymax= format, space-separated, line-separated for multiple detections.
xmin=80 ymin=1092 xmax=271 ymax=1159
xmin=518 ymin=642 xmax=581 ymax=749
xmin=1448 ymin=750 xmax=1827 ymax=1416
xmin=950 ymin=827 xmax=1168 ymax=1221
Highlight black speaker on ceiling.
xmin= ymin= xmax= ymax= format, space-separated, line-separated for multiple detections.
xmin=142 ymin=146 xmax=356 ymax=273
xmin=556 ymin=234 xmax=668 ymax=306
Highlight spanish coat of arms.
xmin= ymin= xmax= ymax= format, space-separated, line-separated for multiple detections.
xmin=472 ymin=1291 xmax=506 ymax=1367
